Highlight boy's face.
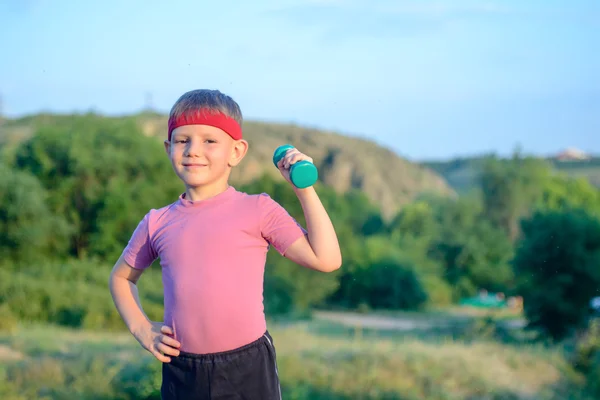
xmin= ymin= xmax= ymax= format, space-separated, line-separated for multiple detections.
xmin=164 ymin=124 xmax=247 ymax=190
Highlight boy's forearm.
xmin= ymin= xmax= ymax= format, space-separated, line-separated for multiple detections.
xmin=294 ymin=186 xmax=342 ymax=269
xmin=109 ymin=275 xmax=151 ymax=334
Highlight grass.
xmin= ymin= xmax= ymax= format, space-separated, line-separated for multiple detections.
xmin=310 ymin=306 xmax=530 ymax=346
xmin=274 ymin=324 xmax=566 ymax=399
xmin=0 ymin=314 xmax=587 ymax=400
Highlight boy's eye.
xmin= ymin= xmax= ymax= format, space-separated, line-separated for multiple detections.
xmin=173 ymin=138 xmax=216 ymax=144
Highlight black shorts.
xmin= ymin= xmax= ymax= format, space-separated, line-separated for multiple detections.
xmin=161 ymin=331 xmax=281 ymax=400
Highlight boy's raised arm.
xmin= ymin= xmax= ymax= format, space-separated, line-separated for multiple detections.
xmin=274 ymin=147 xmax=341 ymax=272
xmin=284 ymin=186 xmax=342 ymax=272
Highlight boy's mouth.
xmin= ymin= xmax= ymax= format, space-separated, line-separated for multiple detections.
xmin=182 ymin=163 xmax=207 ymax=168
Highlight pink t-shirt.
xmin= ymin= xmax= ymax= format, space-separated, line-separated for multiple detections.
xmin=122 ymin=186 xmax=306 ymax=354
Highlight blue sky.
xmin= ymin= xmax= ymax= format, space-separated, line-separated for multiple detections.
xmin=0 ymin=0 xmax=597 ymax=160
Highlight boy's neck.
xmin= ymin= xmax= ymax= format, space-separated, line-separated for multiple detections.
xmin=184 ymin=181 xmax=231 ymax=202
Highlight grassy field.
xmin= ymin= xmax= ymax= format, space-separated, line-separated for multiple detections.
xmin=0 ymin=312 xmax=589 ymax=400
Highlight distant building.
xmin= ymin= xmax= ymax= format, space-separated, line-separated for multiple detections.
xmin=555 ymin=147 xmax=592 ymax=161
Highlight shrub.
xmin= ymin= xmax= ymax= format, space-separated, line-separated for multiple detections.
xmin=513 ymin=208 xmax=600 ymax=341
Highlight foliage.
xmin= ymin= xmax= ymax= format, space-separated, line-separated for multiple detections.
xmin=0 ymin=164 xmax=70 ymax=263
xmin=11 ymin=115 xmax=183 ymax=260
xmin=430 ymin=195 xmax=514 ymax=299
xmin=572 ymin=319 xmax=600 ymax=395
xmin=0 ymin=303 xmax=17 ymax=333
xmin=479 ymin=151 xmax=552 ymax=240
xmin=0 ymin=259 xmax=164 ymax=330
xmin=356 ymin=258 xmax=428 ymax=310
xmin=513 ymin=208 xmax=600 ymax=341
xmin=537 ymin=174 xmax=600 ymax=216
xmin=554 ymin=319 xmax=600 ymax=399
xmin=386 ymin=195 xmax=514 ymax=302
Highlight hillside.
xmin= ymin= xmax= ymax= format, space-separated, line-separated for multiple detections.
xmin=424 ymin=154 xmax=600 ymax=194
xmin=0 ymin=112 xmax=454 ymax=219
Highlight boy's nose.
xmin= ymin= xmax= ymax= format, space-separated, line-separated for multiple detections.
xmin=185 ymin=141 xmax=203 ymax=157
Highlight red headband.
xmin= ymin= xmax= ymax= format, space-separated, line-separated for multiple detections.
xmin=168 ymin=109 xmax=242 ymax=140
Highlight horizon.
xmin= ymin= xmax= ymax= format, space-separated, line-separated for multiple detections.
xmin=3 ymin=109 xmax=596 ymax=162
xmin=1 ymin=0 xmax=598 ymax=160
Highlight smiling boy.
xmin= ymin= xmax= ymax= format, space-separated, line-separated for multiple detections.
xmin=108 ymin=89 xmax=342 ymax=399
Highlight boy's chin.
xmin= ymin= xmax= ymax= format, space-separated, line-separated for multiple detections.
xmin=176 ymin=170 xmax=231 ymax=189
xmin=182 ymin=177 xmax=228 ymax=189
xmin=184 ymin=179 xmax=213 ymax=188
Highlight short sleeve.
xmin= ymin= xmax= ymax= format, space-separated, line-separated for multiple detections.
xmin=259 ymin=193 xmax=307 ymax=256
xmin=122 ymin=212 xmax=158 ymax=270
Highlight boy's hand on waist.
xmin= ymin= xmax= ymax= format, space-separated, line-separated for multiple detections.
xmin=133 ymin=321 xmax=181 ymax=363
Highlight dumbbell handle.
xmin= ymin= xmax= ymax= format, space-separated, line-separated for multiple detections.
xmin=272 ymin=144 xmax=318 ymax=189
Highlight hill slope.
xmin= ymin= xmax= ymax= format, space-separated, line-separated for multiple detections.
xmin=0 ymin=112 xmax=454 ymax=219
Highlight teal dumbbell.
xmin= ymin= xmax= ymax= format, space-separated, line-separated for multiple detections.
xmin=272 ymin=144 xmax=318 ymax=189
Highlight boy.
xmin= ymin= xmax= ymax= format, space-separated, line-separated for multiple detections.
xmin=108 ymin=89 xmax=342 ymax=399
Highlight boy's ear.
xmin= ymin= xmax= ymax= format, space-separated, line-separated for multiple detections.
xmin=229 ymin=139 xmax=249 ymax=167
xmin=164 ymin=139 xmax=171 ymax=155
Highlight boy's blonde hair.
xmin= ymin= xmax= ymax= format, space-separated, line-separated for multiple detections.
xmin=169 ymin=89 xmax=243 ymax=126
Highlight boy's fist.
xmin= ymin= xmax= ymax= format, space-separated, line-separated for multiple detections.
xmin=276 ymin=147 xmax=313 ymax=185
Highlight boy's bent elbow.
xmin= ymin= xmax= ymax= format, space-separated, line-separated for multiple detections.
xmin=323 ymin=265 xmax=341 ymax=273
xmin=319 ymin=257 xmax=342 ymax=273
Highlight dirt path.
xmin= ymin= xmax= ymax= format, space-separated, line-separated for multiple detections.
xmin=313 ymin=310 xmax=526 ymax=331
xmin=0 ymin=344 xmax=24 ymax=361
xmin=313 ymin=311 xmax=439 ymax=331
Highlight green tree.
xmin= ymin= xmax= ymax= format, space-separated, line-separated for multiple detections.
xmin=327 ymin=234 xmax=433 ymax=310
xmin=388 ymin=200 xmax=453 ymax=306
xmin=0 ymin=165 xmax=70 ymax=264
xmin=537 ymin=174 xmax=600 ymax=216
xmin=423 ymin=196 xmax=514 ymax=301
xmin=479 ymin=151 xmax=551 ymax=240
xmin=389 ymin=200 xmax=437 ymax=240
xmin=355 ymin=258 xmax=427 ymax=310
xmin=12 ymin=115 xmax=183 ymax=260
xmin=387 ymin=194 xmax=514 ymax=303
xmin=513 ymin=208 xmax=600 ymax=341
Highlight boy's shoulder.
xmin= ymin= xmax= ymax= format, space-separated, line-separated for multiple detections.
xmin=233 ymin=189 xmax=280 ymax=207
xmin=231 ymin=189 xmax=291 ymax=220
xmin=234 ymin=189 xmax=270 ymax=200
xmin=139 ymin=198 xmax=181 ymax=228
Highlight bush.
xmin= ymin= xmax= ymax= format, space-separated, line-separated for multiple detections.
xmin=420 ymin=274 xmax=453 ymax=307
xmin=0 ymin=303 xmax=17 ymax=333
xmin=513 ymin=208 xmax=600 ymax=341
xmin=263 ymin=252 xmax=340 ymax=316
xmin=0 ymin=259 xmax=164 ymax=330
xmin=264 ymin=273 xmax=295 ymax=316
xmin=0 ymin=165 xmax=70 ymax=263
xmin=364 ymin=259 xmax=428 ymax=310
xmin=335 ymin=257 xmax=428 ymax=311
xmin=572 ymin=319 xmax=600 ymax=397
